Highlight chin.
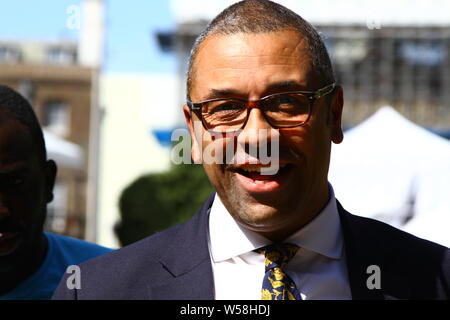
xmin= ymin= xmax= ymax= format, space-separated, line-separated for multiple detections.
xmin=231 ymin=201 xmax=285 ymax=229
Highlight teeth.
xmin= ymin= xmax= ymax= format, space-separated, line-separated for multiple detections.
xmin=241 ymin=167 xmax=261 ymax=173
xmin=0 ymin=232 xmax=18 ymax=239
xmin=254 ymin=180 xmax=265 ymax=184
xmin=240 ymin=163 xmax=287 ymax=173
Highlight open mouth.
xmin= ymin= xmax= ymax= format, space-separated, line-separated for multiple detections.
xmin=233 ymin=163 xmax=294 ymax=193
xmin=0 ymin=230 xmax=22 ymax=256
xmin=236 ymin=163 xmax=293 ymax=182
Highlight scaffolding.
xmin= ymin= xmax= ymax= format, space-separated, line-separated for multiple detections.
xmin=162 ymin=23 xmax=450 ymax=133
xmin=321 ymin=25 xmax=450 ymax=130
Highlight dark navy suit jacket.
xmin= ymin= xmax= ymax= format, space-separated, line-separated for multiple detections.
xmin=53 ymin=193 xmax=450 ymax=300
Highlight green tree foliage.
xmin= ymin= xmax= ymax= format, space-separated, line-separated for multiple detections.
xmin=115 ymin=163 xmax=214 ymax=247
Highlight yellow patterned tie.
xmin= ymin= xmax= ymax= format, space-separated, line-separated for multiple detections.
xmin=256 ymin=243 xmax=301 ymax=300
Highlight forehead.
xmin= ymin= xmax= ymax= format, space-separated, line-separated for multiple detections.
xmin=0 ymin=114 xmax=38 ymax=167
xmin=192 ymin=30 xmax=317 ymax=99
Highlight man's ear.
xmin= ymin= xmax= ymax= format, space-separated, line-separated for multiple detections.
xmin=44 ymin=159 xmax=57 ymax=203
xmin=329 ymin=85 xmax=344 ymax=144
xmin=183 ymin=105 xmax=202 ymax=163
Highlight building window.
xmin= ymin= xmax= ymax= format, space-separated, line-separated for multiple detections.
xmin=46 ymin=46 xmax=76 ymax=65
xmin=0 ymin=45 xmax=21 ymax=63
xmin=331 ymin=39 xmax=368 ymax=66
xmin=400 ymin=41 xmax=446 ymax=66
xmin=319 ymin=26 xmax=450 ymax=128
xmin=43 ymin=101 xmax=71 ymax=137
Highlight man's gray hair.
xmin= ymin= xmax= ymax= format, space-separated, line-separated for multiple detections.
xmin=186 ymin=0 xmax=335 ymax=100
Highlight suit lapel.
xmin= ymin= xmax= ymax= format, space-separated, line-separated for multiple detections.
xmin=148 ymin=258 xmax=215 ymax=299
xmin=148 ymin=193 xmax=216 ymax=300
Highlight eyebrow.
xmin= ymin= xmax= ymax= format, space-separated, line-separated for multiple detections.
xmin=203 ymin=80 xmax=308 ymax=101
xmin=204 ymin=88 xmax=242 ymax=100
xmin=266 ymin=80 xmax=308 ymax=92
xmin=0 ymin=163 xmax=30 ymax=176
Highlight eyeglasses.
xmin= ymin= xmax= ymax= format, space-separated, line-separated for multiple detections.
xmin=187 ymin=83 xmax=336 ymax=133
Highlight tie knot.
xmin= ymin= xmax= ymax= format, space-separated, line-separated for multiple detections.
xmin=256 ymin=243 xmax=299 ymax=270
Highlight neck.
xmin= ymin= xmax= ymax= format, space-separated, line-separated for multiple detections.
xmin=0 ymin=232 xmax=48 ymax=296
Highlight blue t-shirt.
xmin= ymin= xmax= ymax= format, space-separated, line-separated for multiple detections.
xmin=0 ymin=232 xmax=113 ymax=300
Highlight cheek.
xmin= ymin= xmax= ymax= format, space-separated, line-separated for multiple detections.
xmin=280 ymin=124 xmax=331 ymax=168
xmin=278 ymin=127 xmax=311 ymax=161
xmin=2 ymin=190 xmax=40 ymax=228
xmin=20 ymin=180 xmax=46 ymax=219
xmin=3 ymin=196 xmax=25 ymax=220
xmin=200 ymin=137 xmax=229 ymax=187
xmin=200 ymin=131 xmax=237 ymax=164
xmin=202 ymin=163 xmax=224 ymax=191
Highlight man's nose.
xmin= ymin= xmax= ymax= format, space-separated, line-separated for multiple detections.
xmin=244 ymin=107 xmax=272 ymax=130
xmin=237 ymin=108 xmax=275 ymax=155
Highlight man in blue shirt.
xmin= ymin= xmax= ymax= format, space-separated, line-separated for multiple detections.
xmin=0 ymin=85 xmax=112 ymax=300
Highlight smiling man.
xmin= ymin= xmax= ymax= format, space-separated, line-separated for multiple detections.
xmin=0 ymin=85 xmax=112 ymax=300
xmin=185 ymin=28 xmax=342 ymax=243
xmin=54 ymin=0 xmax=449 ymax=300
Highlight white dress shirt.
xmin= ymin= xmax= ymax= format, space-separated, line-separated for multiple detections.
xmin=207 ymin=185 xmax=352 ymax=300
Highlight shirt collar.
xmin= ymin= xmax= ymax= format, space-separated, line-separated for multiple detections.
xmin=208 ymin=184 xmax=343 ymax=262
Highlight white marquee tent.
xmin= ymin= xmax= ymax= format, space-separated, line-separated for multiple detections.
xmin=329 ymin=106 xmax=450 ymax=247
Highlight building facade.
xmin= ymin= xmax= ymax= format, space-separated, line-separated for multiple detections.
xmin=164 ymin=0 xmax=450 ymax=134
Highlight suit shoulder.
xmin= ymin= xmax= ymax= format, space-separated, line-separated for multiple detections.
xmin=345 ymin=212 xmax=448 ymax=252
xmin=78 ymin=221 xmax=185 ymax=271
xmin=342 ymin=209 xmax=450 ymax=281
xmin=340 ymin=208 xmax=450 ymax=298
xmin=54 ymin=216 xmax=200 ymax=299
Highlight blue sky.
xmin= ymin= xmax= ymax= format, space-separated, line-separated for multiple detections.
xmin=0 ymin=0 xmax=176 ymax=73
